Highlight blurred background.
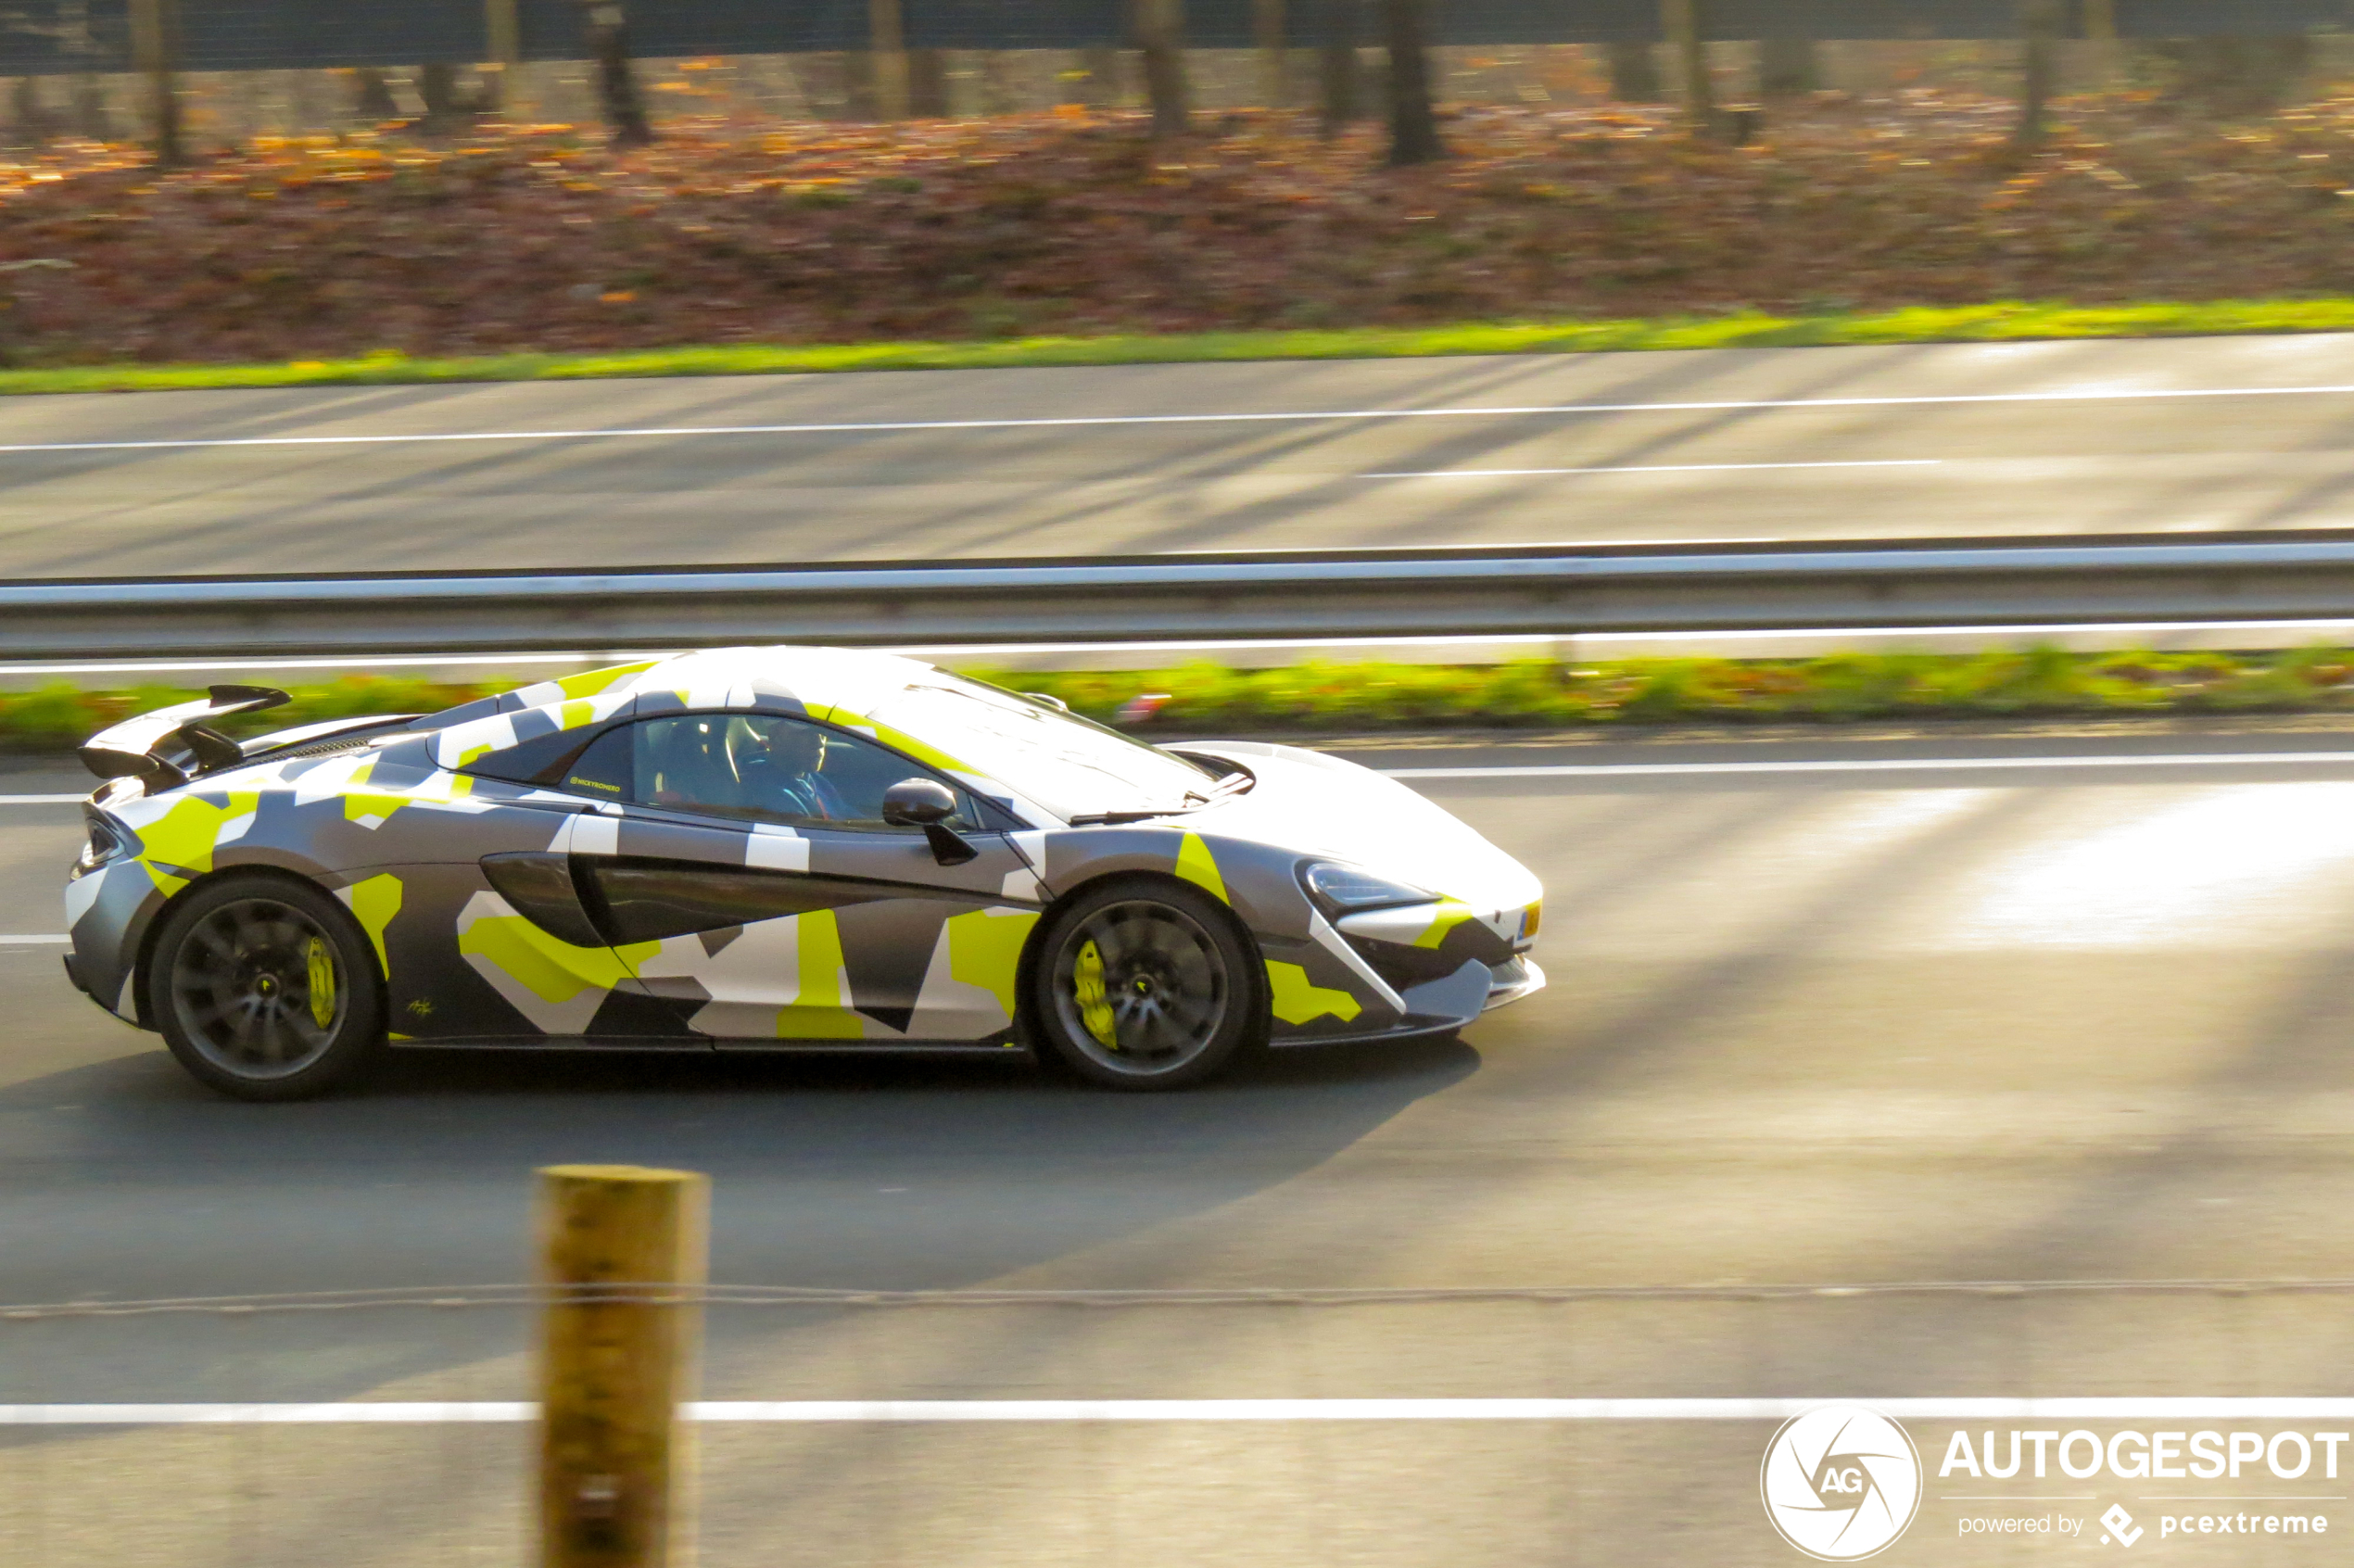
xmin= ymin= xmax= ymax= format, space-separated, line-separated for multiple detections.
xmin=7 ymin=2 xmax=2354 ymax=364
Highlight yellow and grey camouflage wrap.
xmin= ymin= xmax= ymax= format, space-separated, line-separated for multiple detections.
xmin=62 ymin=648 xmax=1541 ymax=1051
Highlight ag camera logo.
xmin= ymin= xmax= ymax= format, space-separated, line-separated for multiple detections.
xmin=1762 ymin=1405 xmax=1923 ymax=1560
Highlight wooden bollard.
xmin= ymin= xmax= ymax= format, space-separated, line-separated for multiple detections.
xmin=537 ymin=1164 xmax=710 ymax=1568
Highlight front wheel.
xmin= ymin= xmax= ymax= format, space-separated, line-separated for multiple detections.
xmin=146 ymin=875 xmax=386 ymax=1102
xmin=1031 ymin=878 xmax=1266 ymax=1091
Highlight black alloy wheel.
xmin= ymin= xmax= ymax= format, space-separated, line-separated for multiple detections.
xmin=148 ymin=875 xmax=386 ymax=1102
xmin=1032 ymin=877 xmax=1265 ymax=1090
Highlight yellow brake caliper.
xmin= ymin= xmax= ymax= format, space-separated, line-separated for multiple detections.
xmin=306 ymin=936 xmax=338 ymax=1029
xmin=1072 ymin=940 xmax=1118 ymax=1049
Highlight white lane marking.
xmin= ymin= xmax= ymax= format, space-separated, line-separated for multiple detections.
xmin=11 ymin=383 xmax=2354 ymax=454
xmin=0 ymin=794 xmax=88 ymax=804
xmin=1361 ymin=459 xmax=1943 ymax=479
xmin=12 ymin=1397 xmax=2354 ymax=1423
xmin=1383 ymin=752 xmax=2354 ymax=780
xmin=0 ymin=934 xmax=69 ymax=942
xmin=0 ymin=1403 xmax=535 ymax=1424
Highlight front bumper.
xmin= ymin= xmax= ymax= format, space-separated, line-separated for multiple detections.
xmin=1272 ymin=955 xmax=1546 ymax=1049
xmin=1482 ymin=956 xmax=1545 ymax=1011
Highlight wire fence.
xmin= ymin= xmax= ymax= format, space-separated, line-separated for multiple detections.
xmin=6 ymin=1276 xmax=2353 ymax=1565
xmin=0 ymin=36 xmax=2341 ymax=146
xmin=0 ymin=3 xmax=2348 ymax=78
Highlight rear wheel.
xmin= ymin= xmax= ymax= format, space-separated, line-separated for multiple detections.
xmin=1031 ymin=878 xmax=1265 ymax=1090
xmin=146 ymin=875 xmax=386 ymax=1102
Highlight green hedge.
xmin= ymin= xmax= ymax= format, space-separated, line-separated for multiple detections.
xmin=4 ymin=677 xmax=490 ymax=753
xmin=7 ymin=651 xmax=2354 ymax=755
xmin=994 ymin=648 xmax=2354 ymax=729
xmin=11 ymin=300 xmax=2354 ymax=397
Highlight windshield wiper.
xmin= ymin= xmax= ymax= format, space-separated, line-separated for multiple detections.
xmin=1067 ymin=771 xmax=1252 ymax=827
xmin=1067 ymin=804 xmax=1200 ymax=826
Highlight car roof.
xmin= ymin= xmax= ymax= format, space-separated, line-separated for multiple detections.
xmin=526 ymin=646 xmax=940 ymax=715
xmin=415 ymin=646 xmax=938 ymax=765
xmin=394 ymin=645 xmax=1069 ymax=827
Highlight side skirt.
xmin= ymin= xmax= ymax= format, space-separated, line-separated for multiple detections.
xmin=389 ymin=1035 xmax=1021 ymax=1056
xmin=1267 ymin=1022 xmax=1464 ymax=1051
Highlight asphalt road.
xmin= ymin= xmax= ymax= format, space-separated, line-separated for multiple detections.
xmin=6 ymin=729 xmax=2354 ymax=1564
xmin=13 ymin=334 xmax=2354 ymax=575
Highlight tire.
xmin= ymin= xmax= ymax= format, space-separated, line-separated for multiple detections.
xmin=146 ymin=873 xmax=386 ymax=1102
xmin=1030 ymin=876 xmax=1267 ymax=1090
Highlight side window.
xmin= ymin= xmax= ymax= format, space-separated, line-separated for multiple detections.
xmin=558 ymin=725 xmax=634 ymax=801
xmin=579 ymin=714 xmax=976 ymax=831
xmin=462 ymin=725 xmax=598 ymax=787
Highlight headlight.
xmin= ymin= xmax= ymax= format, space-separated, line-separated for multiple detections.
xmin=1299 ymin=860 xmax=1433 ymax=913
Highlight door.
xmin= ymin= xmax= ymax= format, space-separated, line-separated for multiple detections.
xmin=554 ymin=711 xmax=1044 ymax=1044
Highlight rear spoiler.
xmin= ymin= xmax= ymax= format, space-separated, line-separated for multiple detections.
xmin=79 ymin=684 xmax=291 ymax=788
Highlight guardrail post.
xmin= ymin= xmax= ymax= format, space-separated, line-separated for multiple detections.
xmin=538 ymin=1164 xmax=710 ymax=1568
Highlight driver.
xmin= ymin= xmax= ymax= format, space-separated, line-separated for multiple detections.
xmin=742 ymin=719 xmax=847 ymax=821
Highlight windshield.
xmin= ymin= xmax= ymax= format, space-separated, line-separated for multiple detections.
xmin=869 ymin=674 xmax=1213 ymax=822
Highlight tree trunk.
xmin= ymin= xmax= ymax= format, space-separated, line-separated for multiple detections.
xmin=867 ymin=0 xmax=909 ymax=120
xmin=906 ymin=48 xmax=949 ymax=117
xmin=128 ymin=0 xmax=183 ymax=167
xmin=1604 ymin=40 xmax=1662 ymax=102
xmin=417 ymin=61 xmax=464 ymax=132
xmin=582 ymin=0 xmax=653 ymax=146
xmin=8 ymin=77 xmax=50 ymax=148
xmin=1759 ymin=36 xmax=1817 ymax=96
xmin=2013 ymin=0 xmax=2061 ymax=146
xmin=1381 ymin=0 xmax=1441 ymax=166
xmin=974 ymin=52 xmax=1016 ymax=115
xmin=483 ymin=0 xmax=521 ymax=114
xmin=1075 ymin=44 xmax=1120 ymax=107
xmin=1661 ymin=0 xmax=1713 ymax=136
xmin=2081 ymin=0 xmax=2120 ymax=92
xmin=1318 ymin=0 xmax=1362 ymax=136
xmin=58 ymin=0 xmax=108 ymax=138
xmin=1254 ymin=0 xmax=1287 ymax=107
xmin=70 ymin=72 xmax=108 ymax=139
xmin=1135 ymin=0 xmax=1189 ymax=138
xmin=351 ymin=68 xmax=399 ymax=120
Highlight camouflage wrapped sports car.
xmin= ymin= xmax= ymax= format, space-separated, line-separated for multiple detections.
xmin=60 ymin=648 xmax=1543 ymax=1099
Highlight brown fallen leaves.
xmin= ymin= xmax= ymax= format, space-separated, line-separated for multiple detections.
xmin=4 ymin=90 xmax=2354 ymax=365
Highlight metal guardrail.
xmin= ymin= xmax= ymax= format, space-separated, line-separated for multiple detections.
xmin=11 ymin=530 xmax=2354 ymax=661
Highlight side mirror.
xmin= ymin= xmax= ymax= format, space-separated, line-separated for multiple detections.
xmin=882 ymin=778 xmax=978 ymax=866
xmin=881 ymin=778 xmax=957 ymax=826
xmin=1021 ymin=691 xmax=1070 ymax=713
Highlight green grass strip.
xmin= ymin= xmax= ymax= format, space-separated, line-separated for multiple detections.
xmin=13 ymin=298 xmax=2354 ymax=396
xmin=10 ymin=648 xmax=2354 ymax=752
